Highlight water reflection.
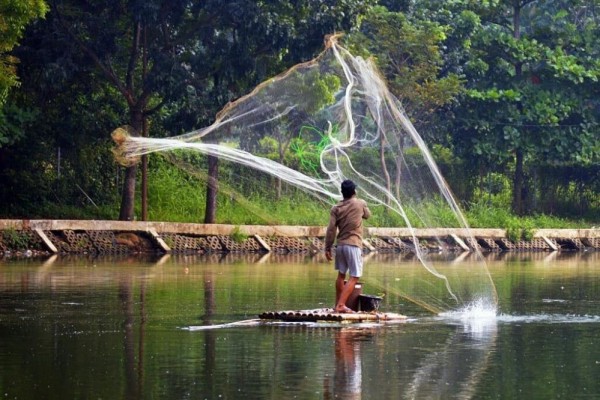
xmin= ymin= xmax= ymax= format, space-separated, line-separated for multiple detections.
xmin=0 ymin=251 xmax=599 ymax=399
xmin=406 ymin=317 xmax=498 ymax=400
xmin=202 ymin=269 xmax=218 ymax=396
xmin=323 ymin=328 xmax=371 ymax=399
xmin=119 ymin=273 xmax=148 ymax=399
xmin=5 ymin=248 xmax=596 ymax=268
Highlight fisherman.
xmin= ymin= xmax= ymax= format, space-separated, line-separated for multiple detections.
xmin=325 ymin=180 xmax=371 ymax=313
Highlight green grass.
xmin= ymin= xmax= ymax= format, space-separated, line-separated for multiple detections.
xmin=23 ymin=156 xmax=595 ymax=230
xmin=145 ymin=186 xmax=594 ymax=230
xmin=466 ymin=200 xmax=587 ymax=230
xmin=35 ymin=184 xmax=595 ymax=230
xmin=92 ymin=186 xmax=599 ymax=229
xmin=217 ymin=195 xmax=330 ymax=226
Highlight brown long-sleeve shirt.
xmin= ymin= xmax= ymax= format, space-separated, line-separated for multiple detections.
xmin=325 ymin=196 xmax=371 ymax=250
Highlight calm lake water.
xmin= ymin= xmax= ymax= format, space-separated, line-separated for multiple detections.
xmin=1 ymin=251 xmax=599 ymax=399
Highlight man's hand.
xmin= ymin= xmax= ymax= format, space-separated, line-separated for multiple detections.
xmin=325 ymin=248 xmax=333 ymax=261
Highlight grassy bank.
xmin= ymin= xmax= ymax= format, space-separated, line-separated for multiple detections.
xmin=4 ymin=157 xmax=596 ymax=231
xmin=148 ymin=186 xmax=593 ymax=233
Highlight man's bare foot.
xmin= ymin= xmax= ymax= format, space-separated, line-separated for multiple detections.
xmin=335 ymin=305 xmax=356 ymax=314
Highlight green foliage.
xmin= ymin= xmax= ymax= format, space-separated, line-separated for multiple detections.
xmin=230 ymin=226 xmax=248 ymax=244
xmin=444 ymin=0 xmax=600 ymax=215
xmin=0 ymin=0 xmax=596 ymax=227
xmin=218 ymin=194 xmax=330 ymax=226
xmin=472 ymin=172 xmax=512 ymax=210
xmin=288 ymin=126 xmax=331 ymax=176
xmin=467 ymin=200 xmax=513 ymax=229
xmin=505 ymin=220 xmax=535 ymax=242
xmin=522 ymin=223 xmax=535 ymax=241
xmin=0 ymin=0 xmax=48 ymax=104
xmin=347 ymin=5 xmax=463 ymax=131
xmin=145 ymin=155 xmax=330 ymax=226
xmin=1 ymin=228 xmax=30 ymax=250
xmin=467 ymin=197 xmax=584 ymax=238
xmin=0 ymin=103 xmax=38 ymax=147
xmin=505 ymin=224 xmax=521 ymax=242
xmin=365 ymin=205 xmax=406 ymax=227
xmin=0 ymin=144 xmax=592 ymax=229
xmin=409 ymin=197 xmax=464 ymax=228
xmin=286 ymin=70 xmax=341 ymax=115
xmin=146 ymin=158 xmax=205 ymax=223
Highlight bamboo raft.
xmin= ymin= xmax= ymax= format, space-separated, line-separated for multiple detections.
xmin=259 ymin=308 xmax=407 ymax=323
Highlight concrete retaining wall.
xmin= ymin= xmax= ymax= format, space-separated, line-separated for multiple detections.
xmin=0 ymin=219 xmax=598 ymax=256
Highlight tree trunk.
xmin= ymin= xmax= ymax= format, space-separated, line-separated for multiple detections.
xmin=141 ymin=157 xmax=148 ymax=220
xmin=204 ymin=155 xmax=219 ymax=223
xmin=141 ymin=115 xmax=148 ymax=221
xmin=119 ymin=107 xmax=144 ymax=221
xmin=276 ymin=142 xmax=287 ymax=200
xmin=380 ymin=137 xmax=392 ymax=202
xmin=510 ymin=1 xmax=525 ymax=216
xmin=141 ymin=25 xmax=149 ymax=222
xmin=276 ymin=178 xmax=282 ymax=200
xmin=512 ymin=149 xmax=524 ymax=215
xmin=119 ymin=165 xmax=138 ymax=220
xmin=394 ymin=155 xmax=402 ymax=200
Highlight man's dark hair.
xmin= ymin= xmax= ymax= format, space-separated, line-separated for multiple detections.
xmin=341 ymin=180 xmax=356 ymax=199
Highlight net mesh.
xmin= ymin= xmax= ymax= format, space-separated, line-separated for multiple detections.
xmin=113 ymin=35 xmax=497 ymax=314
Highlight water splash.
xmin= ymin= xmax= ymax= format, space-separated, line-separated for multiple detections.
xmin=438 ymin=298 xmax=498 ymax=339
xmin=437 ymin=297 xmax=600 ymax=327
xmin=439 ymin=298 xmax=498 ymax=320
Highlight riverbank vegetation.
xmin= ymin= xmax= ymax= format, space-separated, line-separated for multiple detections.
xmin=0 ymin=0 xmax=597 ymax=227
xmin=8 ymin=156 xmax=590 ymax=233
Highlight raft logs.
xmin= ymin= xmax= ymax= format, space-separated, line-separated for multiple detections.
xmin=259 ymin=309 xmax=407 ymax=323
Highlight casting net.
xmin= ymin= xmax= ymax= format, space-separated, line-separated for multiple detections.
xmin=113 ymin=35 xmax=497 ymax=314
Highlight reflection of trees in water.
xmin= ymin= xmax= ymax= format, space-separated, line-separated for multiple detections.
xmin=12 ymin=251 xmax=596 ymax=398
xmin=404 ymin=321 xmax=498 ymax=400
xmin=119 ymin=275 xmax=148 ymax=400
xmin=203 ymin=270 xmax=217 ymax=398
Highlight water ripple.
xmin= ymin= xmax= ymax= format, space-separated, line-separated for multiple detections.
xmin=496 ymin=313 xmax=600 ymax=324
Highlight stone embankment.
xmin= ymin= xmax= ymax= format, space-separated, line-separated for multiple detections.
xmin=0 ymin=219 xmax=598 ymax=257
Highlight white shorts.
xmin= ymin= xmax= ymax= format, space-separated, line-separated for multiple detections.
xmin=334 ymin=245 xmax=363 ymax=278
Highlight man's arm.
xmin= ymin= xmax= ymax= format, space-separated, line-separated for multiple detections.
xmin=362 ymin=199 xmax=371 ymax=219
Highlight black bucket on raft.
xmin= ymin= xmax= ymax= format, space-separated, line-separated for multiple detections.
xmin=359 ymin=294 xmax=383 ymax=312
xmin=345 ymin=282 xmax=383 ymax=312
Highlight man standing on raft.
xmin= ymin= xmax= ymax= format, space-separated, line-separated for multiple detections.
xmin=325 ymin=180 xmax=371 ymax=313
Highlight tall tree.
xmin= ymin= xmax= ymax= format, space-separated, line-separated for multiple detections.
xmin=159 ymin=0 xmax=376 ymax=221
xmin=0 ymin=0 xmax=48 ymax=153
xmin=442 ymin=0 xmax=599 ymax=214
xmin=347 ymin=6 xmax=464 ymax=197
xmin=49 ymin=1 xmax=195 ymax=220
xmin=46 ymin=0 xmax=375 ymax=222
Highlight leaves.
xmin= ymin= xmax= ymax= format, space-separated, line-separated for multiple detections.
xmin=0 ymin=103 xmax=38 ymax=147
xmin=1 ymin=0 xmax=597 ymax=220
xmin=347 ymin=6 xmax=463 ymax=129
xmin=0 ymin=0 xmax=48 ymax=104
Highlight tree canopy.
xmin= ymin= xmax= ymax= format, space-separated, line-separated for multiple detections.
xmin=0 ymin=0 xmax=48 ymax=105
xmin=0 ymin=0 xmax=597 ymax=223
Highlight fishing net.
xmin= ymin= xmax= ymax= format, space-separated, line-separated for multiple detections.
xmin=113 ymin=35 xmax=497 ymax=314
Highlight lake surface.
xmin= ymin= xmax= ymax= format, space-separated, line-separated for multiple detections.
xmin=1 ymin=251 xmax=599 ymax=399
